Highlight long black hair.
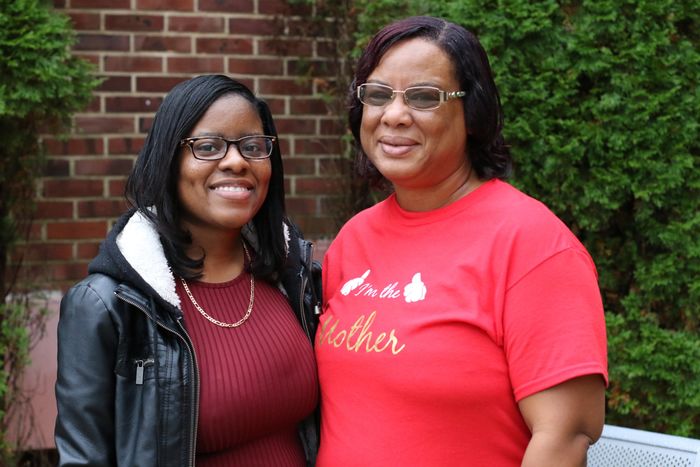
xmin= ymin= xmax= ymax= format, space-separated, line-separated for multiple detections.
xmin=349 ymin=16 xmax=512 ymax=185
xmin=125 ymin=74 xmax=287 ymax=281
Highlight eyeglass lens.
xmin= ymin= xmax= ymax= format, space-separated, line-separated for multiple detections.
xmin=190 ymin=136 xmax=273 ymax=160
xmin=359 ymin=84 xmax=443 ymax=110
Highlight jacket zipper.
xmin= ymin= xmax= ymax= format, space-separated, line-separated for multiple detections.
xmin=134 ymin=357 xmax=155 ymax=385
xmin=176 ymin=316 xmax=200 ymax=467
xmin=116 ymin=292 xmax=199 ymax=467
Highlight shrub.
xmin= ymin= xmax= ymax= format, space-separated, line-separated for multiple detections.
xmin=0 ymin=0 xmax=99 ymax=460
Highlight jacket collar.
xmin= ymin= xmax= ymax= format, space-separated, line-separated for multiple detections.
xmin=116 ymin=210 xmax=181 ymax=308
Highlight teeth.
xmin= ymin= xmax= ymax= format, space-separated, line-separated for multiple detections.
xmin=213 ymin=186 xmax=249 ymax=192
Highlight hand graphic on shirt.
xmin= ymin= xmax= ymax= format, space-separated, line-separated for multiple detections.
xmin=403 ymin=272 xmax=427 ymax=303
xmin=341 ymin=269 xmax=370 ymax=295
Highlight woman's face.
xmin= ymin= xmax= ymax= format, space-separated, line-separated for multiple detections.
xmin=360 ymin=38 xmax=469 ymax=192
xmin=177 ymin=94 xmax=271 ymax=236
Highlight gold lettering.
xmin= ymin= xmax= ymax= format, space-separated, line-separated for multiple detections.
xmin=318 ymin=311 xmax=405 ymax=355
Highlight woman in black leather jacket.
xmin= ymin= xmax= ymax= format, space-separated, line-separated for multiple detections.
xmin=55 ymin=75 xmax=321 ymax=466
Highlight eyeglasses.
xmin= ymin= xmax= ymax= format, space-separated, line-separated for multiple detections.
xmin=357 ymin=83 xmax=466 ymax=111
xmin=180 ymin=135 xmax=276 ymax=161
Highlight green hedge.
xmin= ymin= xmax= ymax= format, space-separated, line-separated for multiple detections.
xmin=347 ymin=0 xmax=700 ymax=436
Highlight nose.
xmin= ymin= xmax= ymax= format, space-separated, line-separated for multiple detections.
xmin=217 ymin=142 xmax=249 ymax=172
xmin=380 ymin=92 xmax=413 ymax=127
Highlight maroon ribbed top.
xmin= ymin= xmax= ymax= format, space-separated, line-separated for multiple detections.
xmin=176 ymin=271 xmax=318 ymax=467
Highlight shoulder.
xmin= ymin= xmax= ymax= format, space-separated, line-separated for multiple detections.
xmin=61 ymin=273 xmax=123 ymax=316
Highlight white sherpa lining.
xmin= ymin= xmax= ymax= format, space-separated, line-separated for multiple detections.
xmin=116 ymin=211 xmax=181 ymax=308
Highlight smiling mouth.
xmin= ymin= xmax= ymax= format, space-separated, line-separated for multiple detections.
xmin=211 ymin=185 xmax=251 ymax=192
xmin=379 ymin=141 xmax=416 ymax=156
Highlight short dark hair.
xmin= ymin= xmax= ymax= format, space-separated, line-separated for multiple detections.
xmin=349 ymin=16 xmax=511 ymax=185
xmin=125 ymin=74 xmax=287 ymax=281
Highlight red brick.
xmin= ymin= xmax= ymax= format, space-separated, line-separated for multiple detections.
xmin=105 ymin=96 xmax=162 ymax=113
xmin=109 ymin=179 xmax=128 ymax=197
xmin=169 ymin=15 xmax=225 ymax=33
xmin=262 ymin=97 xmax=285 ymax=115
xmin=74 ymin=53 xmax=100 ymax=66
xmin=259 ymin=0 xmax=311 ymax=15
xmin=167 ymin=57 xmax=224 ymax=74
xmin=196 ymin=37 xmax=253 ymax=55
xmin=47 ymin=221 xmax=108 ymax=240
xmin=290 ymin=98 xmax=329 ymax=115
xmin=75 ymin=34 xmax=130 ymax=51
xmin=295 ymin=138 xmax=342 ymax=155
xmin=139 ymin=117 xmax=155 ymax=133
xmin=137 ymin=76 xmax=190 ymax=92
xmin=44 ymin=138 xmax=104 ymax=156
xmin=106 ymin=14 xmax=164 ymax=31
xmin=286 ymin=197 xmax=317 ymax=215
xmin=98 ymin=75 xmax=132 ymax=92
xmin=75 ymin=116 xmax=135 ymax=134
xmin=75 ymin=158 xmax=134 ymax=176
xmin=137 ymin=0 xmax=193 ymax=10
xmin=77 ymin=242 xmax=102 ymax=260
xmin=43 ymin=180 xmax=104 ymax=198
xmin=85 ymin=96 xmax=101 ymax=113
xmin=319 ymin=156 xmax=347 ymax=175
xmin=283 ymin=158 xmax=315 ymax=175
xmin=276 ymin=137 xmax=290 ymax=155
xmin=108 ymin=137 xmax=145 ymax=155
xmin=228 ymin=18 xmax=277 ymax=35
xmin=259 ymin=78 xmax=312 ymax=95
xmin=199 ymin=0 xmax=253 ymax=12
xmin=45 ymin=262 xmax=91 ymax=283
xmin=78 ymin=199 xmax=129 ymax=218
xmin=228 ymin=57 xmax=281 ymax=75
xmin=293 ymin=215 xmax=337 ymax=238
xmin=104 ymin=55 xmax=163 ymax=72
xmin=42 ymin=158 xmax=71 ymax=177
xmin=317 ymin=41 xmax=338 ymax=58
xmin=274 ymin=117 xmax=316 ymax=134
xmin=288 ymin=59 xmax=334 ymax=77
xmin=135 ymin=35 xmax=191 ymax=53
xmin=35 ymin=201 xmax=74 ymax=220
xmin=15 ymin=243 xmax=74 ymax=262
xmin=259 ymin=38 xmax=312 ymax=56
xmin=68 ymin=12 xmax=101 ymax=30
xmin=295 ymin=177 xmax=340 ymax=195
xmin=72 ymin=0 xmax=129 ymax=7
xmin=320 ymin=118 xmax=345 ymax=134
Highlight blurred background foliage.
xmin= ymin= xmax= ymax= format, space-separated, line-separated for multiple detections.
xmin=0 ymin=0 xmax=99 ymax=463
xmin=298 ymin=0 xmax=700 ymax=437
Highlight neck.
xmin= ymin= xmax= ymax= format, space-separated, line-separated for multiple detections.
xmin=183 ymin=224 xmax=246 ymax=283
xmin=394 ymin=163 xmax=482 ymax=212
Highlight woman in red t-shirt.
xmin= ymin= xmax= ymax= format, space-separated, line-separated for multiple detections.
xmin=317 ymin=16 xmax=607 ymax=466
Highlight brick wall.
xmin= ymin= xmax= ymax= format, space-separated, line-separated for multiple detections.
xmin=30 ymin=0 xmax=342 ymax=290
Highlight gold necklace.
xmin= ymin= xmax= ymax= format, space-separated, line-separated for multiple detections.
xmin=180 ymin=241 xmax=254 ymax=328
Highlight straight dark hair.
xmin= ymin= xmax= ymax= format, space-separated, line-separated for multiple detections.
xmin=125 ymin=74 xmax=287 ymax=281
xmin=349 ymin=16 xmax=512 ymax=185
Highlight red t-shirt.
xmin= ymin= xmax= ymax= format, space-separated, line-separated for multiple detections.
xmin=316 ymin=179 xmax=608 ymax=466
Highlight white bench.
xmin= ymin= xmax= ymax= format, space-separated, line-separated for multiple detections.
xmin=588 ymin=424 xmax=700 ymax=466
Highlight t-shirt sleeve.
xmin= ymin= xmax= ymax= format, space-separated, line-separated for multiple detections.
xmin=503 ymin=247 xmax=608 ymax=402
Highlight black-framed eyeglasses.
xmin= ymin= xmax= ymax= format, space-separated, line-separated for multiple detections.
xmin=357 ymin=83 xmax=466 ymax=111
xmin=180 ymin=135 xmax=276 ymax=161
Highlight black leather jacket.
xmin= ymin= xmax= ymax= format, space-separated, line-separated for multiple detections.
xmin=55 ymin=210 xmax=321 ymax=466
